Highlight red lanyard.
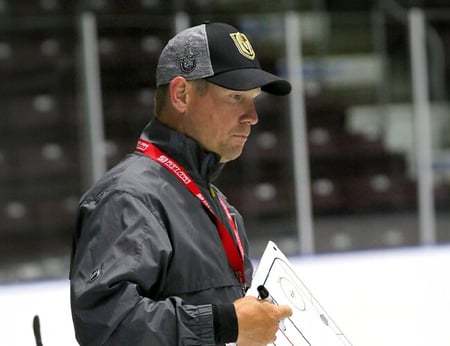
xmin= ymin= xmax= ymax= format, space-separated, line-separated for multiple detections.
xmin=136 ymin=138 xmax=246 ymax=286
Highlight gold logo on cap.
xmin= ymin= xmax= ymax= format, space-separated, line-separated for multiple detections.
xmin=230 ymin=32 xmax=255 ymax=60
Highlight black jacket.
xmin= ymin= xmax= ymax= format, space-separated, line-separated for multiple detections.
xmin=70 ymin=119 xmax=253 ymax=345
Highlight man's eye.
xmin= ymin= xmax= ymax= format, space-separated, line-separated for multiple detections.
xmin=230 ymin=94 xmax=242 ymax=102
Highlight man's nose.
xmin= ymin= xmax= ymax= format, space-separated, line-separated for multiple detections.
xmin=242 ymin=101 xmax=259 ymax=125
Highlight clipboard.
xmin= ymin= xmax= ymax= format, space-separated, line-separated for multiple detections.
xmin=245 ymin=241 xmax=352 ymax=345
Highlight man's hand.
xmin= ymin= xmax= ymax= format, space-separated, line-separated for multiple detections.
xmin=233 ymin=295 xmax=292 ymax=346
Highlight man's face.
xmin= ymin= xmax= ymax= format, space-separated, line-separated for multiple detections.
xmin=183 ymin=81 xmax=260 ymax=162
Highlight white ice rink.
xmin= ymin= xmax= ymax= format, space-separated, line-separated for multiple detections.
xmin=1 ymin=244 xmax=449 ymax=345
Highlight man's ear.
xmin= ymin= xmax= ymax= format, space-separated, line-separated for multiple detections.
xmin=168 ymin=76 xmax=188 ymax=113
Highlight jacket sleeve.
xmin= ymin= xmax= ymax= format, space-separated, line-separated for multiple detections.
xmin=70 ymin=190 xmax=219 ymax=346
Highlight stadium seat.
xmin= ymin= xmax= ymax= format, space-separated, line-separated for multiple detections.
xmin=0 ymin=199 xmax=37 ymax=234
xmin=225 ymin=182 xmax=294 ymax=218
xmin=311 ymin=178 xmax=346 ymax=213
xmin=15 ymin=143 xmax=78 ymax=180
xmin=344 ymin=175 xmax=417 ymax=212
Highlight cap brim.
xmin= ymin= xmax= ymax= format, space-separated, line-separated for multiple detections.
xmin=206 ymin=68 xmax=291 ymax=95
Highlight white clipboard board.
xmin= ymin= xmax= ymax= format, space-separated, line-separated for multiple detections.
xmin=245 ymin=241 xmax=352 ymax=346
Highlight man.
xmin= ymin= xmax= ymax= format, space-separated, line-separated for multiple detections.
xmin=70 ymin=22 xmax=292 ymax=345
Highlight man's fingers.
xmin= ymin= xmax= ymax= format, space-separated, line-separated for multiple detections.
xmin=277 ymin=304 xmax=293 ymax=319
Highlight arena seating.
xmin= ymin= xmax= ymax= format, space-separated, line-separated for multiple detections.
xmin=0 ymin=1 xmax=449 ymax=275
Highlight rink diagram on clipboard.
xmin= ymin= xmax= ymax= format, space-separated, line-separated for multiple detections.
xmin=248 ymin=242 xmax=352 ymax=346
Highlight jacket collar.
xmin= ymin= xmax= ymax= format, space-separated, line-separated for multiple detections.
xmin=139 ymin=119 xmax=225 ymax=184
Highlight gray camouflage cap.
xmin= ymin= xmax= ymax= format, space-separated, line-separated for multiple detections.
xmin=156 ymin=22 xmax=291 ymax=95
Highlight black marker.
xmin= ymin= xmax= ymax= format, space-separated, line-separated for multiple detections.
xmin=257 ymin=285 xmax=286 ymax=331
xmin=257 ymin=285 xmax=271 ymax=301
